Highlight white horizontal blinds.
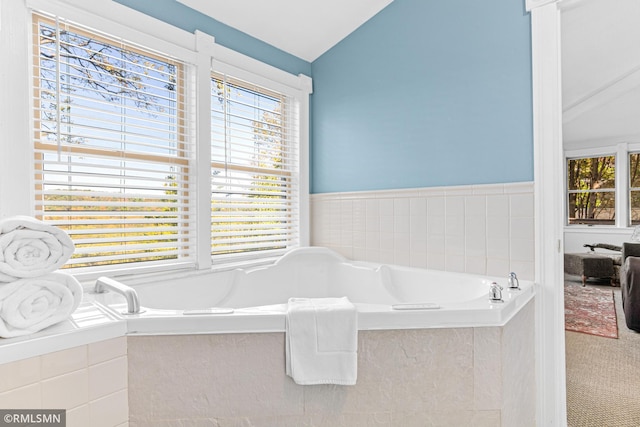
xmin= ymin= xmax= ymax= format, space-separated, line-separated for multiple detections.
xmin=211 ymin=73 xmax=299 ymax=262
xmin=32 ymin=13 xmax=195 ymax=271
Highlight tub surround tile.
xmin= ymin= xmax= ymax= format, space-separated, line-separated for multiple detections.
xmin=128 ymin=334 xmax=304 ymax=422
xmin=40 ymin=345 xmax=87 ymax=379
xmin=89 ymin=356 xmax=128 ymax=400
xmin=311 ymin=182 xmax=534 ymax=280
xmin=391 ymin=409 xmax=499 ymax=427
xmin=127 ymin=300 xmax=534 ymax=426
xmin=41 ymin=369 xmax=89 ymax=409
xmin=136 ymin=420 xmax=218 ymax=427
xmin=0 ymin=383 xmax=41 ymax=409
xmin=0 ymin=356 xmax=41 ymax=393
xmin=501 ymin=301 xmax=536 ymax=427
xmin=474 ymin=327 xmax=503 ymax=410
xmin=66 ymin=405 xmax=90 ymax=427
xmin=0 ymin=338 xmax=128 ymax=425
xmin=88 ymin=336 xmax=128 ymax=365
xmin=472 ymin=411 xmax=503 ymax=427
xmin=90 ymin=389 xmax=129 ymax=427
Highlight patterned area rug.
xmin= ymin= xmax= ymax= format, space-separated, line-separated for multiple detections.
xmin=565 ymin=284 xmax=618 ymax=339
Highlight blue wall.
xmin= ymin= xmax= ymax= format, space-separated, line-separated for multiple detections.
xmin=311 ymin=0 xmax=532 ymax=193
xmin=114 ymin=0 xmax=311 ymax=77
xmin=116 ymin=0 xmax=533 ymax=194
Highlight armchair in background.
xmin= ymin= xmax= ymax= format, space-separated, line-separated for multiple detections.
xmin=619 ymin=242 xmax=640 ymax=332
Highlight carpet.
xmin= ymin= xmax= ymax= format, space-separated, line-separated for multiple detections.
xmin=565 ymin=283 xmax=618 ymax=338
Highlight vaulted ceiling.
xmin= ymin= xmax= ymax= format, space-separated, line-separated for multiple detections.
xmin=178 ymin=0 xmax=637 ymax=147
xmin=562 ymin=0 xmax=640 ymax=146
xmin=176 ymin=0 xmax=394 ymax=62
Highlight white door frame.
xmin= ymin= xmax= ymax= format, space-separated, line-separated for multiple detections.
xmin=528 ymin=1 xmax=567 ymax=425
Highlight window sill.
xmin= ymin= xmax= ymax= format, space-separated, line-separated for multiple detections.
xmin=564 ymin=226 xmax=635 ymax=235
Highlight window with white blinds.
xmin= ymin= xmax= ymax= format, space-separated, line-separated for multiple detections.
xmin=211 ymin=73 xmax=299 ymax=262
xmin=32 ymin=13 xmax=195 ymax=272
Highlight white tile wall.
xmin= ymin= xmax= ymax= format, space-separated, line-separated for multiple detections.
xmin=0 ymin=337 xmax=128 ymax=427
xmin=311 ymin=182 xmax=535 ymax=280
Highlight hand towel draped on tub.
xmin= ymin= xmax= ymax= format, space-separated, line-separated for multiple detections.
xmin=0 ymin=216 xmax=75 ymax=281
xmin=0 ymin=272 xmax=82 ymax=338
xmin=285 ymin=297 xmax=358 ymax=385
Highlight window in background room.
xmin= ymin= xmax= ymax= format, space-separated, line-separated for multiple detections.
xmin=32 ymin=13 xmax=195 ymax=273
xmin=210 ymin=73 xmax=299 ymax=263
xmin=629 ymin=153 xmax=640 ymax=225
xmin=567 ymin=156 xmax=616 ymax=225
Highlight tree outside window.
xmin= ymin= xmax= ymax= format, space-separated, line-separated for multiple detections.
xmin=629 ymin=153 xmax=640 ymax=225
xmin=567 ymin=156 xmax=615 ymax=225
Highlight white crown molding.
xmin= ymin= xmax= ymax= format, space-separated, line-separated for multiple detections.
xmin=526 ymin=0 xmax=558 ymax=12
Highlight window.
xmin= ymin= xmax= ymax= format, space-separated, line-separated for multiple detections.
xmin=210 ymin=73 xmax=299 ymax=262
xmin=25 ymin=6 xmax=311 ymax=277
xmin=567 ymin=156 xmax=616 ymax=225
xmin=630 ymin=153 xmax=640 ymax=225
xmin=32 ymin=14 xmax=195 ymax=272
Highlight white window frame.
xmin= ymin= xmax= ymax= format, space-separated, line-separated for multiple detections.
xmin=565 ymin=143 xmax=640 ymax=230
xmin=1 ymin=0 xmax=311 ymax=280
xmin=564 ymin=147 xmax=617 ymax=227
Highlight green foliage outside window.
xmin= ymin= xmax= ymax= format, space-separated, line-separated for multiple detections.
xmin=567 ymin=156 xmax=615 ymax=225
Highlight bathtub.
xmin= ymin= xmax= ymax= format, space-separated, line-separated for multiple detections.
xmin=92 ymin=246 xmax=534 ymax=335
xmin=93 ymin=247 xmax=537 ymax=426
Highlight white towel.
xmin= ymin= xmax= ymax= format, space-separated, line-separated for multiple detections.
xmin=285 ymin=297 xmax=357 ymax=385
xmin=0 ymin=272 xmax=83 ymax=338
xmin=0 ymin=216 xmax=75 ymax=281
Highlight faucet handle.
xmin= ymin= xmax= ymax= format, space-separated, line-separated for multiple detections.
xmin=489 ymin=281 xmax=504 ymax=303
xmin=508 ymin=272 xmax=520 ymax=290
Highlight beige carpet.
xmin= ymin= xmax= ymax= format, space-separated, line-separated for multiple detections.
xmin=566 ymin=281 xmax=640 ymax=427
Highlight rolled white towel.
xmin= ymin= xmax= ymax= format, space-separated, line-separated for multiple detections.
xmin=0 ymin=272 xmax=83 ymax=338
xmin=0 ymin=216 xmax=75 ymax=281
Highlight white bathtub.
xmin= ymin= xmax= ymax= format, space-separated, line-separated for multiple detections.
xmin=91 ymin=247 xmax=535 ymax=335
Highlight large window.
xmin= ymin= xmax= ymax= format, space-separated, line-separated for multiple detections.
xmin=33 ymin=14 xmax=195 ymax=272
xmin=28 ymin=8 xmax=309 ymax=276
xmin=567 ymin=156 xmax=616 ymax=225
xmin=210 ymin=74 xmax=299 ymax=262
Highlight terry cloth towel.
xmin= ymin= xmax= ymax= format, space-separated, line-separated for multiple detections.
xmin=285 ymin=297 xmax=357 ymax=385
xmin=0 ymin=216 xmax=75 ymax=281
xmin=0 ymin=272 xmax=83 ymax=338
